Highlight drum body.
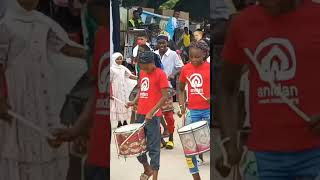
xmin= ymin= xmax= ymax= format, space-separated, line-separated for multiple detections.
xmin=129 ymin=84 xmax=139 ymax=102
xmin=114 ymin=123 xmax=147 ymax=158
xmin=178 ymin=121 xmax=210 ymax=156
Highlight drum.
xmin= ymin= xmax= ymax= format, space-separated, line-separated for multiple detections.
xmin=114 ymin=123 xmax=147 ymax=158
xmin=129 ymin=84 xmax=139 ymax=101
xmin=178 ymin=121 xmax=210 ymax=156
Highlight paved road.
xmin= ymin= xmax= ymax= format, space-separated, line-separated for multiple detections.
xmin=110 ymin=104 xmax=210 ymax=180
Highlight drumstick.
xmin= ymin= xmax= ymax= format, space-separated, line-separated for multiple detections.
xmin=120 ymin=108 xmax=160 ymax=148
xmin=7 ymin=110 xmax=54 ymax=139
xmin=219 ymin=137 xmax=232 ymax=168
xmin=186 ymin=77 xmax=208 ymax=102
xmin=112 ymin=96 xmax=127 ymax=107
xmin=244 ymin=48 xmax=311 ymax=122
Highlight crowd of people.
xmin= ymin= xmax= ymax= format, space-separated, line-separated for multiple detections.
xmin=110 ymin=6 xmax=211 ymax=180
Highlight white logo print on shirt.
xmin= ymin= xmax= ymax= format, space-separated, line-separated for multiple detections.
xmin=96 ymin=52 xmax=110 ymax=115
xmin=189 ymin=73 xmax=204 ymax=95
xmin=140 ymin=77 xmax=149 ymax=98
xmin=244 ymin=38 xmax=299 ymax=104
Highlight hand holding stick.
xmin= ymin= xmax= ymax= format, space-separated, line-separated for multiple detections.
xmin=112 ymin=96 xmax=128 ymax=107
xmin=119 ymin=109 xmax=160 ymax=148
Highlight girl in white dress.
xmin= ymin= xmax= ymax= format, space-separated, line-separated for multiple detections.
xmin=110 ymin=52 xmax=137 ymax=129
xmin=0 ymin=0 xmax=87 ymax=179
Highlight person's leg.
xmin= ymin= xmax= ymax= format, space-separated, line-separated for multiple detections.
xmin=255 ymin=152 xmax=292 ymax=180
xmin=145 ymin=116 xmax=161 ymax=179
xmin=163 ymin=111 xmax=175 ymax=149
xmin=84 ymin=164 xmax=109 ymax=180
xmin=292 ymin=148 xmax=320 ymax=180
xmin=117 ymin=120 xmax=122 ymax=128
xmin=136 ymin=114 xmax=153 ymax=176
xmin=189 ymin=109 xmax=202 ymax=124
xmin=123 ymin=120 xmax=128 ymax=126
xmin=185 ymin=155 xmax=201 ymax=180
xmin=160 ymin=115 xmax=169 ymax=137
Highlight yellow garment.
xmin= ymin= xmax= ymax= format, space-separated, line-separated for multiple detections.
xmin=183 ymin=33 xmax=191 ymax=47
xmin=129 ymin=18 xmax=143 ymax=28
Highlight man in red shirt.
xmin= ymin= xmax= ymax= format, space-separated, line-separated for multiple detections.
xmin=221 ymin=0 xmax=320 ymax=179
xmin=52 ymin=1 xmax=110 ymax=180
xmin=127 ymin=51 xmax=169 ymax=180
xmin=178 ymin=40 xmax=210 ymax=180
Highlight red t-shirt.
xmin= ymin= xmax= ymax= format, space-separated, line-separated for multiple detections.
xmin=137 ymin=68 xmax=169 ymax=116
xmin=180 ymin=62 xmax=210 ymax=110
xmin=87 ymin=26 xmax=110 ymax=168
xmin=223 ymin=0 xmax=320 ymax=151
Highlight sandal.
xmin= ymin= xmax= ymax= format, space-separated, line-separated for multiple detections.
xmin=140 ymin=173 xmax=152 ymax=180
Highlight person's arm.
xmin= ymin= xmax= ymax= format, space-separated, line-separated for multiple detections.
xmin=129 ymin=75 xmax=138 ymax=80
xmin=178 ymin=81 xmax=187 ymax=115
xmin=124 ymin=68 xmax=138 ymax=80
xmin=48 ymin=30 xmax=87 ymax=59
xmin=61 ymin=45 xmax=87 ymax=59
xmin=218 ymin=60 xmax=244 ymax=165
xmin=145 ymin=88 xmax=168 ymax=120
xmin=169 ymin=53 xmax=183 ymax=79
xmin=72 ymin=88 xmax=95 ymax=135
xmin=53 ymin=87 xmax=95 ymax=141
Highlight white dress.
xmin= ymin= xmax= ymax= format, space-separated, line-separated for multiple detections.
xmin=0 ymin=17 xmax=69 ymax=180
xmin=110 ymin=65 xmax=136 ymax=128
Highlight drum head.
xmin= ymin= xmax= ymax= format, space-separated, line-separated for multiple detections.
xmin=178 ymin=121 xmax=207 ymax=133
xmin=114 ymin=123 xmax=143 ymax=133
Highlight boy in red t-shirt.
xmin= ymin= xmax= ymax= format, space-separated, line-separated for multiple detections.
xmin=127 ymin=51 xmax=169 ymax=180
xmin=178 ymin=40 xmax=210 ymax=180
xmin=52 ymin=1 xmax=110 ymax=180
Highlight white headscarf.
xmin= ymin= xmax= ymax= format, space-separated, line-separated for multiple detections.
xmin=111 ymin=52 xmax=124 ymax=69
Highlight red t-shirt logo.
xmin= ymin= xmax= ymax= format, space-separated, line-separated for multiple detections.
xmin=244 ymin=38 xmax=299 ymax=105
xmin=98 ymin=52 xmax=110 ymax=94
xmin=189 ymin=73 xmax=204 ymax=95
xmin=140 ymin=77 xmax=150 ymax=99
xmin=244 ymin=38 xmax=296 ymax=82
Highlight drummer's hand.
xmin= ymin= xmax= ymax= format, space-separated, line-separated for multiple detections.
xmin=51 ymin=127 xmax=78 ymax=142
xmin=126 ymin=101 xmax=135 ymax=108
xmin=309 ymin=114 xmax=320 ymax=135
xmin=47 ymin=137 xmax=63 ymax=149
xmin=72 ymin=136 xmax=88 ymax=155
xmin=178 ymin=106 xmax=186 ymax=118
xmin=206 ymin=97 xmax=211 ymax=104
xmin=145 ymin=111 xmax=153 ymax=121
xmin=0 ymin=98 xmax=12 ymax=123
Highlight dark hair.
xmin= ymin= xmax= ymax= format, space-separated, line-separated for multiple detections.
xmin=189 ymin=40 xmax=210 ymax=58
xmin=133 ymin=10 xmax=139 ymax=14
xmin=138 ymin=51 xmax=155 ymax=64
